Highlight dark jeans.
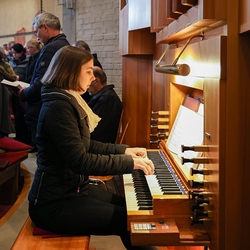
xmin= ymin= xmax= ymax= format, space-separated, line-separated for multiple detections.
xmin=29 ymin=184 xmax=134 ymax=249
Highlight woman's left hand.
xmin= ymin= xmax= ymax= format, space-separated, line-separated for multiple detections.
xmin=125 ymin=147 xmax=147 ymax=158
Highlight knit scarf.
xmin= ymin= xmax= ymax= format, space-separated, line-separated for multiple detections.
xmin=65 ymin=90 xmax=101 ymax=133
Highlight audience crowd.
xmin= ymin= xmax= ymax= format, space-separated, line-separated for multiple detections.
xmin=0 ymin=13 xmax=122 ymax=149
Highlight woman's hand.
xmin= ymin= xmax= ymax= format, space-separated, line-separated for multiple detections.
xmin=125 ymin=147 xmax=147 ymax=158
xmin=133 ymin=158 xmax=155 ymax=175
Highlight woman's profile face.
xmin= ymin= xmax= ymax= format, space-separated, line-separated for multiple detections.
xmin=78 ymin=59 xmax=95 ymax=94
xmin=26 ymin=45 xmax=38 ymax=56
xmin=12 ymin=49 xmax=23 ymax=60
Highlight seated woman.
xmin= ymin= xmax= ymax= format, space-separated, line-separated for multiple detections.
xmin=28 ymin=45 xmax=154 ymax=250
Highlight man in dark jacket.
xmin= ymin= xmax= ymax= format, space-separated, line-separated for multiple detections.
xmin=88 ymin=67 xmax=123 ymax=143
xmin=18 ymin=13 xmax=70 ymax=151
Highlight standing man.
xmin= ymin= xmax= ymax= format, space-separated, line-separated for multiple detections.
xmin=88 ymin=66 xmax=123 ymax=143
xmin=18 ymin=13 xmax=70 ymax=152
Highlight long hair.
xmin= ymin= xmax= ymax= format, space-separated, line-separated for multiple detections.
xmin=41 ymin=45 xmax=93 ymax=92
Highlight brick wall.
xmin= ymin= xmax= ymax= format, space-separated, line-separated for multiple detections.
xmin=75 ymin=0 xmax=122 ymax=99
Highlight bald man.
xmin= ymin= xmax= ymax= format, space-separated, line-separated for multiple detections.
xmin=88 ymin=67 xmax=123 ymax=143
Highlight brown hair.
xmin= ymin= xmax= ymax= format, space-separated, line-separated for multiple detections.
xmin=41 ymin=45 xmax=93 ymax=92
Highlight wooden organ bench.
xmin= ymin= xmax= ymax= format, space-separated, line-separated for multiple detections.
xmin=0 ymin=151 xmax=28 ymax=204
xmin=11 ymin=216 xmax=95 ymax=250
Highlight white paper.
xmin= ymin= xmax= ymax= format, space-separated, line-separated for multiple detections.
xmin=167 ymin=105 xmax=204 ymax=169
xmin=1 ymin=79 xmax=30 ymax=88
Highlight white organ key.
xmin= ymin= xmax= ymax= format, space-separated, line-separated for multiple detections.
xmin=123 ymin=173 xmax=139 ymax=211
xmin=145 ymin=175 xmax=163 ymax=195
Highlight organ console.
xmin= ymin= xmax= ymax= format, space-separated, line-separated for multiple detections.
xmin=120 ymin=0 xmax=250 ymax=249
xmin=123 ymin=144 xmax=210 ymax=247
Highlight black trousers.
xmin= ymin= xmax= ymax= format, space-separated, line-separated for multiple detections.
xmin=29 ymin=184 xmax=135 ymax=249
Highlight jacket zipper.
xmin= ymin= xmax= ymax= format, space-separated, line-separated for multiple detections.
xmin=77 ymin=175 xmax=84 ymax=193
xmin=34 ymin=172 xmax=44 ymax=205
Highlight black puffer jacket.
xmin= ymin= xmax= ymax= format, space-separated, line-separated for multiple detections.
xmin=28 ymin=86 xmax=134 ymax=205
xmin=21 ymin=34 xmax=70 ymax=126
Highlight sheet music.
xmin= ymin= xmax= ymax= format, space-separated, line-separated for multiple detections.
xmin=1 ymin=79 xmax=30 ymax=88
xmin=167 ymin=105 xmax=204 ymax=169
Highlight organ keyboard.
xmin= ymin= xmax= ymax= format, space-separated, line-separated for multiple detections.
xmin=123 ymin=146 xmax=210 ymax=247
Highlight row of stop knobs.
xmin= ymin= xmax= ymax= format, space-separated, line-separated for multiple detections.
xmin=181 ymin=144 xmax=213 ymax=226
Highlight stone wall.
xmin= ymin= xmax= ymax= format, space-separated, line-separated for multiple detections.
xmin=75 ymin=0 xmax=122 ymax=99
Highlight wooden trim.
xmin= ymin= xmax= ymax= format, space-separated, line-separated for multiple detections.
xmin=0 ymin=163 xmax=31 ymax=227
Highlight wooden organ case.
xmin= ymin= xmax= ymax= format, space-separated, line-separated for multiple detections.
xmin=120 ymin=0 xmax=250 ymax=249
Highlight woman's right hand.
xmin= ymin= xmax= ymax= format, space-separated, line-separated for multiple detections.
xmin=133 ymin=158 xmax=155 ymax=175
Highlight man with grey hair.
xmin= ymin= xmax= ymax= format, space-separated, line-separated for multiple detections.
xmin=18 ymin=12 xmax=70 ymax=152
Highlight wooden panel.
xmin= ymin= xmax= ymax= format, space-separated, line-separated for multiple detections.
xmin=226 ymin=0 xmax=250 ymax=248
xmin=152 ymin=44 xmax=169 ymax=112
xmin=128 ymin=28 xmax=155 ymax=55
xmin=119 ymin=4 xmax=129 ymax=55
xmin=120 ymin=0 xmax=127 ymax=10
xmin=204 ymin=79 xmax=222 ymax=250
xmin=156 ymin=0 xmax=227 ymax=44
xmin=119 ymin=5 xmax=155 ymax=55
xmin=122 ymin=56 xmax=152 ymax=148
xmin=167 ymin=0 xmax=181 ymax=20
xmin=181 ymin=0 xmax=198 ymax=7
xmin=128 ymin=0 xmax=151 ymax=31
xmin=151 ymin=0 xmax=173 ymax=33
xmin=239 ymin=0 xmax=250 ymax=33
xmin=172 ymin=0 xmax=191 ymax=14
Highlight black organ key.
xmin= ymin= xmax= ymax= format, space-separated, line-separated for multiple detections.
xmin=147 ymin=151 xmax=185 ymax=196
xmin=132 ymin=170 xmax=153 ymax=210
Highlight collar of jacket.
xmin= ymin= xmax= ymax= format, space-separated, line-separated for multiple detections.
xmin=41 ymin=86 xmax=87 ymax=119
xmin=91 ymin=84 xmax=115 ymax=100
xmin=45 ymin=33 xmax=67 ymax=46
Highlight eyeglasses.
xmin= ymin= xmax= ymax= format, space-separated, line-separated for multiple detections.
xmin=34 ymin=24 xmax=44 ymax=36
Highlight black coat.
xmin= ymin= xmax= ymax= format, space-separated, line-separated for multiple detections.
xmin=24 ymin=52 xmax=40 ymax=83
xmin=21 ymin=34 xmax=70 ymax=126
xmin=28 ymin=86 xmax=133 ymax=205
xmin=88 ymin=85 xmax=123 ymax=143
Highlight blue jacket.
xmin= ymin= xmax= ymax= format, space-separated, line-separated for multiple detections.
xmin=21 ymin=34 xmax=70 ymax=126
xmin=28 ymin=86 xmax=133 ymax=205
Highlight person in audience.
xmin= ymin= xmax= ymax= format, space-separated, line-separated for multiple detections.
xmin=8 ymin=43 xmax=29 ymax=144
xmin=28 ymin=45 xmax=154 ymax=250
xmin=88 ymin=66 xmax=123 ymax=143
xmin=0 ymin=46 xmax=17 ymax=138
xmin=73 ymin=40 xmax=102 ymax=69
xmin=6 ymin=41 xmax=16 ymax=62
xmin=73 ymin=40 xmax=103 ymax=103
xmin=24 ymin=39 xmax=44 ymax=83
xmin=17 ymin=12 xmax=70 ymax=152
xmin=8 ymin=43 xmax=28 ymax=80
xmin=2 ymin=44 xmax=8 ymax=62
